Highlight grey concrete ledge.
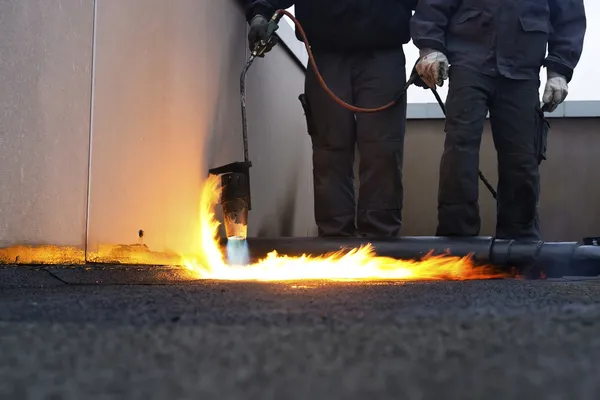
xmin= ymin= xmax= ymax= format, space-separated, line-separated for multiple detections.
xmin=407 ymin=100 xmax=600 ymax=120
xmin=0 ymin=265 xmax=199 ymax=288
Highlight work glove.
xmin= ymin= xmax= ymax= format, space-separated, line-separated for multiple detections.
xmin=542 ymin=70 xmax=568 ymax=113
xmin=409 ymin=59 xmax=429 ymax=89
xmin=248 ymin=14 xmax=277 ymax=56
xmin=415 ymin=48 xmax=449 ymax=89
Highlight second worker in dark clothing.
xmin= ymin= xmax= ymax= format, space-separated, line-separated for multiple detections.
xmin=244 ymin=0 xmax=417 ymax=237
xmin=411 ymin=0 xmax=586 ymax=240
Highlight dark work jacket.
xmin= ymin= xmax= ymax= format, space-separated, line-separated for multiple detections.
xmin=244 ymin=0 xmax=418 ymax=52
xmin=410 ymin=0 xmax=586 ymax=82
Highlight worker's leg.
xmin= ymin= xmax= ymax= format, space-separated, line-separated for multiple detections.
xmin=436 ymin=66 xmax=492 ymax=237
xmin=353 ymin=48 xmax=406 ymax=237
xmin=305 ymin=52 xmax=357 ymax=237
xmin=489 ymin=78 xmax=542 ymax=240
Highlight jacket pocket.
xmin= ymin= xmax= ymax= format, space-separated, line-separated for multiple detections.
xmin=454 ymin=8 xmax=482 ymax=25
xmin=516 ymin=16 xmax=550 ymax=68
xmin=448 ymin=8 xmax=493 ymax=43
xmin=519 ymin=15 xmax=550 ymax=34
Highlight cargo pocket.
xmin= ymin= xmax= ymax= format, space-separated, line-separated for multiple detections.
xmin=447 ymin=8 xmax=493 ymax=53
xmin=535 ymin=107 xmax=550 ymax=165
xmin=298 ymin=94 xmax=317 ymax=137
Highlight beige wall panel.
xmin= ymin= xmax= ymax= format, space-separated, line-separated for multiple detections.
xmin=402 ymin=118 xmax=600 ymax=241
xmin=87 ymin=0 xmax=247 ymax=260
xmin=87 ymin=0 xmax=314 ymax=263
xmin=0 ymin=0 xmax=93 ymax=260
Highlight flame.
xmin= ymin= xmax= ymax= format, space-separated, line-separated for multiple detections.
xmin=181 ymin=175 xmax=508 ymax=282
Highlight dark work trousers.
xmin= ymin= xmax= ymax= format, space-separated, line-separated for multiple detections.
xmin=304 ymin=48 xmax=407 ymax=237
xmin=437 ymin=65 xmax=546 ymax=240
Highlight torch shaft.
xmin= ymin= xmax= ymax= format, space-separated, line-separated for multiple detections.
xmin=240 ymin=55 xmax=255 ymax=164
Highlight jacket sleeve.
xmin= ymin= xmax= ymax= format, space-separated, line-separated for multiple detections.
xmin=410 ymin=0 xmax=461 ymax=54
xmin=544 ymin=0 xmax=586 ymax=82
xmin=244 ymin=0 xmax=295 ymax=22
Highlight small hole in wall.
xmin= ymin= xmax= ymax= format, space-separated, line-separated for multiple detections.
xmin=139 ymin=230 xmax=144 ymax=239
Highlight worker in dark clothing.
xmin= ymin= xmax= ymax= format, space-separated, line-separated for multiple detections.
xmin=244 ymin=0 xmax=418 ymax=237
xmin=411 ymin=0 xmax=586 ymax=240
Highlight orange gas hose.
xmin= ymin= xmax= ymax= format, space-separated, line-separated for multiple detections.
xmin=273 ymin=9 xmax=410 ymax=114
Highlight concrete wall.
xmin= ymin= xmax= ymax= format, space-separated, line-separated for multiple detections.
xmin=402 ymin=118 xmax=600 ymax=242
xmin=0 ymin=0 xmax=94 ymax=263
xmin=86 ymin=0 xmax=245 ymax=260
xmin=86 ymin=0 xmax=313 ymax=263
xmin=0 ymin=0 xmax=313 ymax=264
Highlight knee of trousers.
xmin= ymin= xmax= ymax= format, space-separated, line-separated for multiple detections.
xmin=312 ymin=147 xmax=355 ymax=182
xmin=312 ymin=147 xmax=356 ymax=219
xmin=443 ymin=128 xmax=482 ymax=152
xmin=438 ymin=133 xmax=482 ymax=205
xmin=357 ymin=141 xmax=404 ymax=210
xmin=358 ymin=141 xmax=404 ymax=178
xmin=497 ymin=153 xmax=540 ymax=225
xmin=359 ymin=140 xmax=404 ymax=166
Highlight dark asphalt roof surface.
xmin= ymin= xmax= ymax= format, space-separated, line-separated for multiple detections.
xmin=1 ymin=279 xmax=600 ymax=399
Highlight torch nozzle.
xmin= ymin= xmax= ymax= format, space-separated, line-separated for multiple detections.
xmin=226 ymin=236 xmax=250 ymax=266
xmin=220 ymin=174 xmax=250 ymax=240
xmin=208 ymin=163 xmax=251 ymax=266
xmin=208 ymin=162 xmax=252 ymax=240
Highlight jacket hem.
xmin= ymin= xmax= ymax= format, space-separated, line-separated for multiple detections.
xmin=543 ymin=59 xmax=574 ymax=83
xmin=414 ymin=38 xmax=447 ymax=54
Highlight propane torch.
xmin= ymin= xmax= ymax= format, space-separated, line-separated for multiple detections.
xmin=207 ymin=13 xmax=283 ymax=264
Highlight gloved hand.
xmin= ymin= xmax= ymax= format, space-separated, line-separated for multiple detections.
xmin=542 ymin=70 xmax=568 ymax=112
xmin=248 ymin=14 xmax=276 ymax=56
xmin=409 ymin=59 xmax=429 ymax=89
xmin=415 ymin=48 xmax=449 ymax=89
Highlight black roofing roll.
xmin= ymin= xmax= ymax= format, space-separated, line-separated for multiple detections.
xmin=220 ymin=236 xmax=600 ymax=278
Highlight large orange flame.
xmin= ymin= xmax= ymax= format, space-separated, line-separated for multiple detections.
xmin=181 ymin=176 xmax=507 ymax=281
